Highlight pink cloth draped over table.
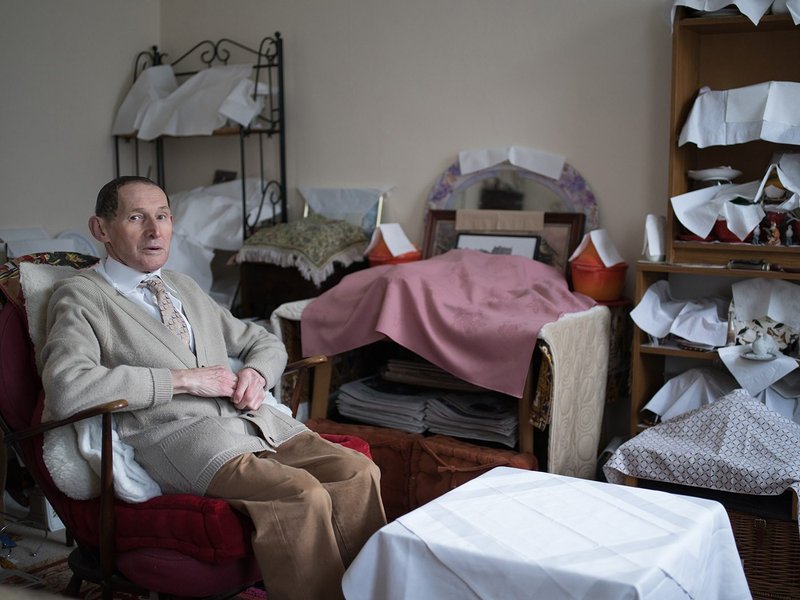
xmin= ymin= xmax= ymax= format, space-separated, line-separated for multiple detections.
xmin=301 ymin=249 xmax=595 ymax=398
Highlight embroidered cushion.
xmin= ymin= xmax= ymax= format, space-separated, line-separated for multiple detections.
xmin=236 ymin=213 xmax=367 ymax=286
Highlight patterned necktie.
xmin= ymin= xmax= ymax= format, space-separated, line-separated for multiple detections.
xmin=140 ymin=277 xmax=191 ymax=347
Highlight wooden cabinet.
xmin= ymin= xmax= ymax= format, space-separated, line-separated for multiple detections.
xmin=667 ymin=8 xmax=800 ymax=267
xmin=630 ymin=9 xmax=800 ymax=434
xmin=630 ymin=263 xmax=800 ymax=433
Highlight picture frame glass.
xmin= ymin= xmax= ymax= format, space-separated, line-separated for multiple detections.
xmin=455 ymin=233 xmax=540 ymax=259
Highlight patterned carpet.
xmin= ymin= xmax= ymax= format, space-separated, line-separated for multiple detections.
xmin=1 ymin=556 xmax=268 ymax=600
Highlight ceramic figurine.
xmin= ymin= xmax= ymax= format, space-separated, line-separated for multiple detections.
xmin=787 ymin=225 xmax=794 ymax=246
xmin=751 ymin=227 xmax=760 ymax=245
xmin=767 ymin=222 xmax=782 ymax=246
xmin=752 ymin=333 xmax=776 ymax=357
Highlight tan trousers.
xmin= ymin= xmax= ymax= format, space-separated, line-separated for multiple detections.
xmin=206 ymin=431 xmax=386 ymax=600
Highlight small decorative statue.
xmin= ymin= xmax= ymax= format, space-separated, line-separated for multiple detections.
xmin=751 ymin=227 xmax=760 ymax=245
xmin=787 ymin=224 xmax=794 ymax=246
xmin=767 ymin=222 xmax=782 ymax=246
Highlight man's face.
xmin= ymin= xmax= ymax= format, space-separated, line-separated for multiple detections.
xmin=90 ymin=182 xmax=173 ymax=273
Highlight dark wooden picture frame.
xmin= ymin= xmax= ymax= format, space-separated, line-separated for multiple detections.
xmin=422 ymin=210 xmax=585 ymax=276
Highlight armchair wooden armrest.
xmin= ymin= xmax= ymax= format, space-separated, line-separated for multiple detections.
xmin=282 ymin=354 xmax=331 ymax=418
xmin=2 ymin=399 xmax=128 ymax=444
xmin=1 ymin=398 xmax=128 ymax=589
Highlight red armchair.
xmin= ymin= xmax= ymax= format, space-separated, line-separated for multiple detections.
xmin=0 ymin=253 xmax=369 ymax=599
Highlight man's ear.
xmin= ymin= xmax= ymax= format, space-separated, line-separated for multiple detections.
xmin=88 ymin=216 xmax=109 ymax=243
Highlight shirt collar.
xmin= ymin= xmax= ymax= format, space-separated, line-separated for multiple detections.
xmin=102 ymin=256 xmax=165 ymax=294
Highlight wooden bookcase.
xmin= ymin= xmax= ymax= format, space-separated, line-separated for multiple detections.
xmin=630 ymin=9 xmax=800 ymax=434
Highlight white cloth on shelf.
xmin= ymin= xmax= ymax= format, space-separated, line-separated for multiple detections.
xmin=680 ymin=82 xmax=800 ymax=148
xmin=643 ymin=367 xmax=737 ymax=420
xmin=120 ymin=64 xmax=261 ymax=140
xmin=112 ymin=65 xmax=178 ymax=136
xmin=630 ymin=280 xmax=729 ymax=347
xmin=671 ymin=0 xmax=773 ymax=26
xmin=732 ymin=278 xmax=800 ymax=330
xmin=670 ymin=180 xmax=764 ymax=240
xmin=718 ymin=343 xmax=799 ymax=396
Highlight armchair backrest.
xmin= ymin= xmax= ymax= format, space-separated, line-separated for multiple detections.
xmin=0 ymin=300 xmax=40 ymax=432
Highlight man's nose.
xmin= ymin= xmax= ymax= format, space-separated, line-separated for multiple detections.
xmin=144 ymin=218 xmax=162 ymax=236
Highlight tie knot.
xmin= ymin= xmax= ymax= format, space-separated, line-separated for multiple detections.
xmin=140 ymin=277 xmax=165 ymax=293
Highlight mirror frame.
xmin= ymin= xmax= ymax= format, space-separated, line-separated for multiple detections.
xmin=426 ymin=159 xmax=599 ymax=230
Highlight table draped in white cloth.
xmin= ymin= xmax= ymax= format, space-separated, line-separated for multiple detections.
xmin=342 ymin=467 xmax=750 ymax=600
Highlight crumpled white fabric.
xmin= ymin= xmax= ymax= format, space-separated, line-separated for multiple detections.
xmin=671 ymin=0 xmax=773 ymax=26
xmin=680 ymin=82 xmax=800 ymax=148
xmin=75 ymin=417 xmax=162 ymax=503
xmin=112 ymin=65 xmax=178 ymax=136
xmin=732 ymin=278 xmax=800 ymax=330
xmin=718 ymin=343 xmax=799 ymax=396
xmin=630 ymin=280 xmax=729 ymax=346
xmin=116 ymin=64 xmax=262 ymax=140
xmin=643 ymin=367 xmax=738 ymax=420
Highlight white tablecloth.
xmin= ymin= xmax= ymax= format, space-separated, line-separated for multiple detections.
xmin=342 ymin=467 xmax=750 ymax=600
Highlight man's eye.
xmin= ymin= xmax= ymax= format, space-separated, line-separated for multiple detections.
xmin=129 ymin=214 xmax=143 ymax=222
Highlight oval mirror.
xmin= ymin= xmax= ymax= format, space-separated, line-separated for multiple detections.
xmin=427 ymin=159 xmax=599 ymax=230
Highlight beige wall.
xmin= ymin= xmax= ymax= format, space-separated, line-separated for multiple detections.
xmin=2 ymin=0 xmax=672 ymax=287
xmin=0 ymin=1 xmax=160 ymax=239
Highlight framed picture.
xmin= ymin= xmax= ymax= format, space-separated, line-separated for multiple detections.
xmin=455 ymin=233 xmax=540 ymax=259
xmin=422 ymin=210 xmax=585 ymax=276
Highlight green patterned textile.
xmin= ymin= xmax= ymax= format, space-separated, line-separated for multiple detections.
xmin=236 ymin=214 xmax=367 ymax=286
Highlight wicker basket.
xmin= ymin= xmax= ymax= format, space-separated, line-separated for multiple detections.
xmin=726 ymin=509 xmax=800 ymax=600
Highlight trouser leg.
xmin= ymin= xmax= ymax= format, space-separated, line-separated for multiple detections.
xmin=206 ymin=432 xmax=385 ymax=600
xmin=270 ymin=431 xmax=386 ymax=566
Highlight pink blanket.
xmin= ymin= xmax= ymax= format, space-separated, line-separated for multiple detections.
xmin=301 ymin=249 xmax=595 ymax=398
